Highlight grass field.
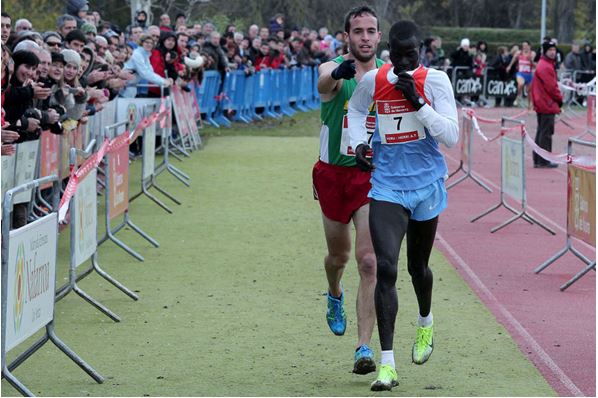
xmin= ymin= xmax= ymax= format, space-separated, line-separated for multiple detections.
xmin=2 ymin=111 xmax=556 ymax=396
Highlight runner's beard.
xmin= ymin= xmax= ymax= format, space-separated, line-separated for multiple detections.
xmin=349 ymin=41 xmax=376 ymax=63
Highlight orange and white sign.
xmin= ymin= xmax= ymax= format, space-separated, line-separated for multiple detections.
xmin=40 ymin=131 xmax=60 ymax=189
xmin=108 ymin=133 xmax=129 ymax=219
xmin=461 ymin=116 xmax=471 ymax=163
xmin=567 ymin=165 xmax=596 ymax=245
xmin=587 ymin=94 xmax=596 ymax=130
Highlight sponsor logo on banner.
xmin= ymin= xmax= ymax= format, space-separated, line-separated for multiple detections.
xmin=485 ymin=79 xmax=518 ymax=97
xmin=6 ymin=214 xmax=57 ymax=351
xmin=455 ymin=76 xmax=483 ymax=96
xmin=14 ymin=243 xmax=26 ymax=332
xmin=127 ymin=103 xmax=137 ymax=132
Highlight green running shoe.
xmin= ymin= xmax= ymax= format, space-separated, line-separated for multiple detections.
xmin=412 ymin=324 xmax=434 ymax=364
xmin=370 ymin=365 xmax=398 ymax=391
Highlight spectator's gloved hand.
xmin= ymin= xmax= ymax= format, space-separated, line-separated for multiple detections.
xmin=557 ymin=99 xmax=563 ymax=108
xmin=395 ymin=72 xmax=425 ymax=110
xmin=355 ymin=144 xmax=375 ymax=172
xmin=331 ymin=59 xmax=356 ymax=80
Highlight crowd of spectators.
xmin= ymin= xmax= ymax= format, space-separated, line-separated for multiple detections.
xmin=1 ymin=2 xmax=597 ymax=163
xmin=418 ymin=34 xmax=595 ymax=107
xmin=0 ymin=5 xmax=351 ymax=165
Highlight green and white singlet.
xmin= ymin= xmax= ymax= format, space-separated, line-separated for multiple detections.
xmin=319 ymin=56 xmax=384 ymax=167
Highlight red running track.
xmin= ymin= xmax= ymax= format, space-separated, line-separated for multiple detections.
xmin=436 ymin=106 xmax=595 ymax=397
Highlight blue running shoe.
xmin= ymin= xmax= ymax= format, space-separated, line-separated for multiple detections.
xmin=353 ymin=344 xmax=376 ymax=374
xmin=326 ymin=292 xmax=346 ymax=336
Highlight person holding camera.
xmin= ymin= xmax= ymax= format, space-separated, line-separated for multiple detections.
xmin=60 ymin=49 xmax=88 ymax=122
xmin=3 ymin=50 xmax=51 ymax=228
xmin=149 ymin=30 xmax=183 ymax=97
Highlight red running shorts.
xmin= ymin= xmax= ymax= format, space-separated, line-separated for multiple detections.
xmin=312 ymin=160 xmax=371 ymax=224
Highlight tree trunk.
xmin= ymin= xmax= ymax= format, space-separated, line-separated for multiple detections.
xmin=554 ymin=0 xmax=576 ymax=43
xmin=451 ymin=0 xmax=461 ymax=26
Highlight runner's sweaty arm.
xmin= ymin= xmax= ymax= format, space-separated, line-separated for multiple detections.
xmin=347 ymin=67 xmax=460 ymax=151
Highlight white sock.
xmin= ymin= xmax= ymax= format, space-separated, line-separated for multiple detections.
xmin=380 ymin=350 xmax=395 ymax=368
xmin=418 ymin=312 xmax=433 ymax=328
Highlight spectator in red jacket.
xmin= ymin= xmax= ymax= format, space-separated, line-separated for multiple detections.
xmin=256 ymin=36 xmax=286 ymax=70
xmin=149 ymin=30 xmax=184 ymax=97
xmin=530 ymin=40 xmax=563 ymax=168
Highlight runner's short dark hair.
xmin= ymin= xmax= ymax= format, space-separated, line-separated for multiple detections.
xmin=343 ymin=5 xmax=378 ymax=33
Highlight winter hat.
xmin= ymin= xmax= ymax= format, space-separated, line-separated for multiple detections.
xmin=460 ymin=38 xmax=470 ymax=48
xmin=66 ymin=0 xmax=88 ymax=15
xmin=43 ymin=31 xmax=62 ymax=42
xmin=542 ymin=40 xmax=557 ymax=54
xmin=81 ymin=23 xmax=97 ymax=35
xmin=61 ymin=48 xmax=81 ymax=68
xmin=51 ymin=52 xmax=66 ymax=64
xmin=95 ymin=36 xmax=108 ymax=47
xmin=12 ymin=50 xmax=40 ymax=68
xmin=12 ymin=39 xmax=40 ymax=54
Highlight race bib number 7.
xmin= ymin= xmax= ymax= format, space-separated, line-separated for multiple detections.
xmin=376 ymin=99 xmax=426 ymax=144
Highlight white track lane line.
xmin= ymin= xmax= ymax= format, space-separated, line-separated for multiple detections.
xmin=444 ymin=151 xmax=596 ymax=252
xmin=436 ymin=233 xmax=585 ymax=397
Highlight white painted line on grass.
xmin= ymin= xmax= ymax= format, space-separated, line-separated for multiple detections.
xmin=436 ymin=232 xmax=585 ymax=397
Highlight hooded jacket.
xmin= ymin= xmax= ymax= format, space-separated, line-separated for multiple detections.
xmin=65 ymin=0 xmax=88 ymax=27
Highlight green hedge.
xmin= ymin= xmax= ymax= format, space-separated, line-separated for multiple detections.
xmin=423 ymin=26 xmax=542 ymax=46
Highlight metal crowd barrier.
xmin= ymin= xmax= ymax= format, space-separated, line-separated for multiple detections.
xmin=535 ymin=137 xmax=596 ymax=291
xmin=470 ymin=117 xmax=555 ymax=235
xmin=199 ymin=65 xmax=320 ymax=128
xmin=2 ymin=175 xmax=104 ymax=396
xmin=447 ymin=113 xmax=492 ymax=192
xmin=97 ymin=123 xmax=159 ymax=262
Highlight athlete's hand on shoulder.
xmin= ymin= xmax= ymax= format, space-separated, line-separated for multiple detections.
xmin=355 ymin=144 xmax=375 ymax=172
xmin=395 ymin=72 xmax=424 ymax=110
xmin=331 ymin=59 xmax=356 ymax=80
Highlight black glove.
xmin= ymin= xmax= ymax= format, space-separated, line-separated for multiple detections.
xmin=355 ymin=144 xmax=375 ymax=172
xmin=331 ymin=59 xmax=356 ymax=80
xmin=395 ymin=72 xmax=425 ymax=110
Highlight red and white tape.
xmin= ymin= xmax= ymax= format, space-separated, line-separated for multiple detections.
xmin=58 ymin=139 xmax=110 ymax=222
xmin=462 ymin=108 xmax=596 ymax=171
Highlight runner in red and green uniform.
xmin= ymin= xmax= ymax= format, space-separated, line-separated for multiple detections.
xmin=311 ymin=5 xmax=383 ymax=375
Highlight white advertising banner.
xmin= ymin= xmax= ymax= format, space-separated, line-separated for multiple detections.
xmin=116 ymin=98 xmax=161 ymax=134
xmin=13 ymin=140 xmax=40 ymax=204
xmin=142 ymin=123 xmax=156 ymax=180
xmin=1 ymin=154 xmax=16 ymax=203
xmin=5 ymin=213 xmax=57 ymax=352
xmin=501 ymin=136 xmax=524 ymax=201
xmin=73 ymin=169 xmax=97 ymax=267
